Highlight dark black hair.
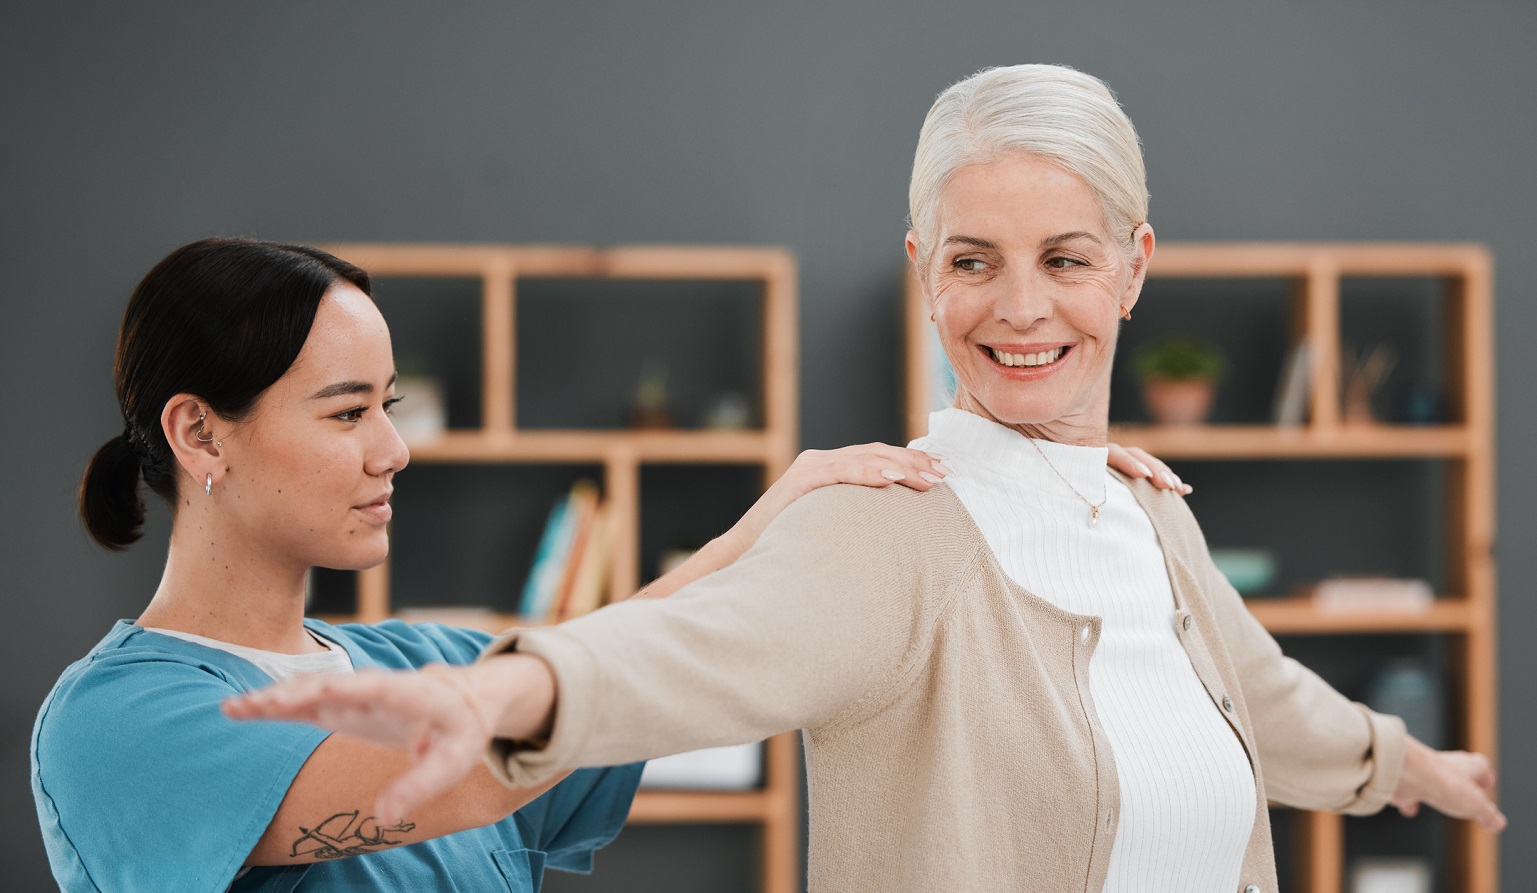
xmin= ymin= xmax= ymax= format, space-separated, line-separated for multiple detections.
xmin=79 ymin=238 xmax=372 ymax=550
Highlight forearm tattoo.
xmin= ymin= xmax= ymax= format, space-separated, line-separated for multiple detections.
xmin=291 ymin=811 xmax=417 ymax=860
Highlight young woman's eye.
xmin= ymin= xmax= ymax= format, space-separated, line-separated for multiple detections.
xmin=954 ymin=257 xmax=990 ymax=272
xmin=334 ymin=407 xmax=366 ymax=423
xmin=383 ymin=396 xmax=405 ymax=416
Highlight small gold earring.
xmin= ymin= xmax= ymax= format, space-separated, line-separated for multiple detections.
xmin=1119 ymin=306 xmax=1132 ymax=321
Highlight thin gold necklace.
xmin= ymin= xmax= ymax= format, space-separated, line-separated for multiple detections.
xmin=1026 ymin=435 xmax=1107 ymax=529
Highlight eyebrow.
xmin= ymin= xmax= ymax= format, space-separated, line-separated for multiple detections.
xmin=310 ymin=372 xmax=399 ymax=401
xmin=943 ymin=235 xmax=999 ymax=250
xmin=1040 ymin=231 xmax=1104 ymax=248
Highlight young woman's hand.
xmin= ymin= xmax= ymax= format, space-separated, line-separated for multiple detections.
xmin=1108 ymin=442 xmax=1192 ymax=495
xmin=1391 ymin=736 xmax=1506 ymax=832
xmin=632 ymin=444 xmax=948 ymax=599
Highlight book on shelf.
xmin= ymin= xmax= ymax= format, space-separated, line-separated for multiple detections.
xmin=518 ymin=481 xmax=599 ymax=620
xmin=1308 ymin=577 xmax=1434 ymax=613
xmin=553 ymin=502 xmax=614 ymax=623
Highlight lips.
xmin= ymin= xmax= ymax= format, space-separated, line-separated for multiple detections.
xmin=978 ymin=343 xmax=1074 ymax=377
xmin=353 ymin=493 xmax=393 ymax=525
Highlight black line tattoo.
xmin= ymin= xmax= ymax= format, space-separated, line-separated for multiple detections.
xmin=290 ymin=811 xmax=417 ymax=860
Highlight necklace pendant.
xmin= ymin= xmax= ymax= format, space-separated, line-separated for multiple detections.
xmin=1090 ymin=505 xmax=1100 ymax=529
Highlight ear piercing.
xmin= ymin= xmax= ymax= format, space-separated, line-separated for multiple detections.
xmin=194 ymin=411 xmax=222 ymax=448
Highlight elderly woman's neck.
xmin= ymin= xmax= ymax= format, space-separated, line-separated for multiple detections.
xmin=952 ymin=395 xmax=1109 ymax=447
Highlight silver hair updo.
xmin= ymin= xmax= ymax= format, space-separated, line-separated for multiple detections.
xmin=908 ymin=64 xmax=1149 ymax=267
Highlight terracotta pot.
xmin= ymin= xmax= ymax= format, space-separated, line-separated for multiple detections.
xmin=1142 ymin=378 xmax=1215 ymax=425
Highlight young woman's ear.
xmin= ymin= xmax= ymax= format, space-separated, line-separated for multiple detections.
xmin=160 ymin=394 xmax=226 ymax=497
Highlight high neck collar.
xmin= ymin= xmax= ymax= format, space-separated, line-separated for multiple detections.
xmin=925 ymin=408 xmax=1109 ymax=502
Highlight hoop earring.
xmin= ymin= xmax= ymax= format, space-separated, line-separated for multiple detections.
xmin=195 ymin=411 xmax=216 ymax=444
xmin=205 ymin=473 xmax=213 ymax=496
xmin=1119 ymin=306 xmax=1132 ymax=321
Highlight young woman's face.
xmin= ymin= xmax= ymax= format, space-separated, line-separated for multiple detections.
xmin=915 ymin=154 xmax=1148 ymax=439
xmin=216 ymin=282 xmax=409 ymax=573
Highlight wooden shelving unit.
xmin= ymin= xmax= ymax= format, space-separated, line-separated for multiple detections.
xmin=319 ymin=243 xmax=801 ymax=893
xmin=904 ymin=243 xmax=1497 ymax=893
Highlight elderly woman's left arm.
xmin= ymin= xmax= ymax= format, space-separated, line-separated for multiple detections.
xmin=1194 ymin=551 xmax=1504 ymax=831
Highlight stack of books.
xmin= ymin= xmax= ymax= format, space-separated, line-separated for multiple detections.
xmin=518 ymin=480 xmax=614 ymax=624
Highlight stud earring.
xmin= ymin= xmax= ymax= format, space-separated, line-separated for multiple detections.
xmin=205 ymin=473 xmax=213 ymax=496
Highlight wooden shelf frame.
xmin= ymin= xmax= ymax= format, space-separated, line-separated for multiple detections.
xmin=320 ymin=243 xmax=802 ymax=893
xmin=904 ymin=242 xmax=1498 ymax=893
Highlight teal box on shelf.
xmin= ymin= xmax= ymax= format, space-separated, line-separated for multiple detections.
xmin=1209 ymin=548 xmax=1278 ymax=596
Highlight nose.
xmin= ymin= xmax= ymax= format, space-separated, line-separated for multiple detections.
xmin=368 ymin=409 xmax=411 ymax=476
xmin=994 ymin=272 xmax=1052 ymax=329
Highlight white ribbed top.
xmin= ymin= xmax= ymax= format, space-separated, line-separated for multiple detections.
xmin=144 ymin=627 xmax=354 ymax=681
xmin=913 ymin=409 xmax=1255 ymax=892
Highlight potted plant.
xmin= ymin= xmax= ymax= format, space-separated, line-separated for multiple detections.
xmin=1133 ymin=336 xmax=1224 ymax=425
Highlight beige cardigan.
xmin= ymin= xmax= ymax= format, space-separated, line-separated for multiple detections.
xmin=485 ymin=476 xmax=1405 ymax=892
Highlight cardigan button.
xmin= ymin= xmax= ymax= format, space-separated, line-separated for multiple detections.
xmin=1181 ymin=614 xmax=1192 ymax=631
xmin=1245 ymin=886 xmax=1261 ymax=893
xmin=1223 ymin=695 xmax=1235 ymax=712
xmin=1081 ymin=624 xmax=1091 ymax=643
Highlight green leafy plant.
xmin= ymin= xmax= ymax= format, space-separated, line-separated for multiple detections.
xmin=1133 ymin=337 xmax=1225 ymax=383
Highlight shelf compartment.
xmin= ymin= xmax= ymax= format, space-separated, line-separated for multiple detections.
xmin=1107 ymin=423 xmax=1470 ymax=458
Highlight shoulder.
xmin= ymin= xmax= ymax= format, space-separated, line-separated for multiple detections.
xmin=320 ymin=618 xmax=492 ymax=667
xmin=761 ymin=483 xmax=984 ymax=581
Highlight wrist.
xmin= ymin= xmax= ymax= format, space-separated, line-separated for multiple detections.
xmin=472 ymin=654 xmax=557 ymax=741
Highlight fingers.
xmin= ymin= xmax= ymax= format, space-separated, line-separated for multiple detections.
xmin=790 ymin=444 xmax=950 ymax=493
xmin=1108 ymin=443 xmax=1191 ymax=495
xmin=375 ymin=727 xmax=482 ymax=821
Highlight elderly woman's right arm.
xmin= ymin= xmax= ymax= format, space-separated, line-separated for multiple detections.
xmin=229 ymin=484 xmax=942 ymax=820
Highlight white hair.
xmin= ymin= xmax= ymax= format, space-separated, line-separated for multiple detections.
xmin=908 ymin=64 xmax=1149 ymax=267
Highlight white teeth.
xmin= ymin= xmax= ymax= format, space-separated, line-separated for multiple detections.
xmin=991 ymin=347 xmax=1064 ymax=367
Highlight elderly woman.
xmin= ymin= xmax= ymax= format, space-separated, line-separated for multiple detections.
xmin=229 ymin=65 xmax=1503 ymax=892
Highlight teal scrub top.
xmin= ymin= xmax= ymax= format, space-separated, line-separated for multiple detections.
xmin=33 ymin=619 xmax=643 ymax=893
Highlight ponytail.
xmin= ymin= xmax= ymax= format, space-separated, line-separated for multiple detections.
xmin=79 ymin=433 xmax=147 ymax=550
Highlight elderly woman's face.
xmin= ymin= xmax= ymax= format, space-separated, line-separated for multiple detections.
xmin=919 ymin=154 xmax=1148 ymax=440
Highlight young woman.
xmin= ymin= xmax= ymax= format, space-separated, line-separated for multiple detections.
xmin=33 ymin=236 xmax=1183 ymax=892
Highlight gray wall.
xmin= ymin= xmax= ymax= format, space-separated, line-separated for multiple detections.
xmin=4 ymin=1 xmax=1533 ymax=889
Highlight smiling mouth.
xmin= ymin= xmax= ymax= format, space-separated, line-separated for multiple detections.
xmin=985 ymin=345 xmax=1071 ymax=369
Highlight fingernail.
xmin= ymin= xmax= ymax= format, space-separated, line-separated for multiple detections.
xmin=933 ymin=463 xmax=954 ymax=476
xmin=1161 ymin=472 xmax=1177 ymax=489
xmin=881 ymin=469 xmax=906 ymax=481
xmin=1180 ymin=484 xmax=1193 ymax=495
xmin=1135 ymin=462 xmax=1152 ymax=477
xmin=919 ymin=472 xmax=944 ymax=484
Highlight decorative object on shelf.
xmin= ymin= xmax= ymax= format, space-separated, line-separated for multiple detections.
xmin=1342 ymin=343 xmax=1398 ymax=424
xmin=703 ymin=391 xmax=753 ymax=429
xmin=1132 ymin=336 xmax=1224 ymax=425
xmin=1209 ymin=548 xmax=1278 ymax=596
xmin=1349 ymin=857 xmax=1432 ymax=893
xmin=1365 ymin=658 xmax=1445 ymax=749
xmin=1308 ymin=577 xmax=1434 ymax=614
xmin=640 ymin=742 xmax=764 ymax=790
xmin=1271 ymin=341 xmax=1311 ymax=426
xmin=391 ymin=358 xmax=448 ymax=444
xmin=629 ymin=358 xmax=676 ymax=429
xmin=1399 ymin=381 xmax=1448 ymax=425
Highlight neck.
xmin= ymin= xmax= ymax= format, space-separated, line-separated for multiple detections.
xmin=952 ymin=392 xmax=1110 ymax=447
xmin=137 ymin=507 xmax=319 ymax=655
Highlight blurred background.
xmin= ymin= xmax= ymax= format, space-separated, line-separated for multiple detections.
xmin=3 ymin=1 xmax=1533 ymax=890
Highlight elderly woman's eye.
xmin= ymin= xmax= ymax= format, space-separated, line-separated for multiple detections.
xmin=954 ymin=257 xmax=990 ymax=272
xmin=1045 ymin=255 xmax=1087 ymax=269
